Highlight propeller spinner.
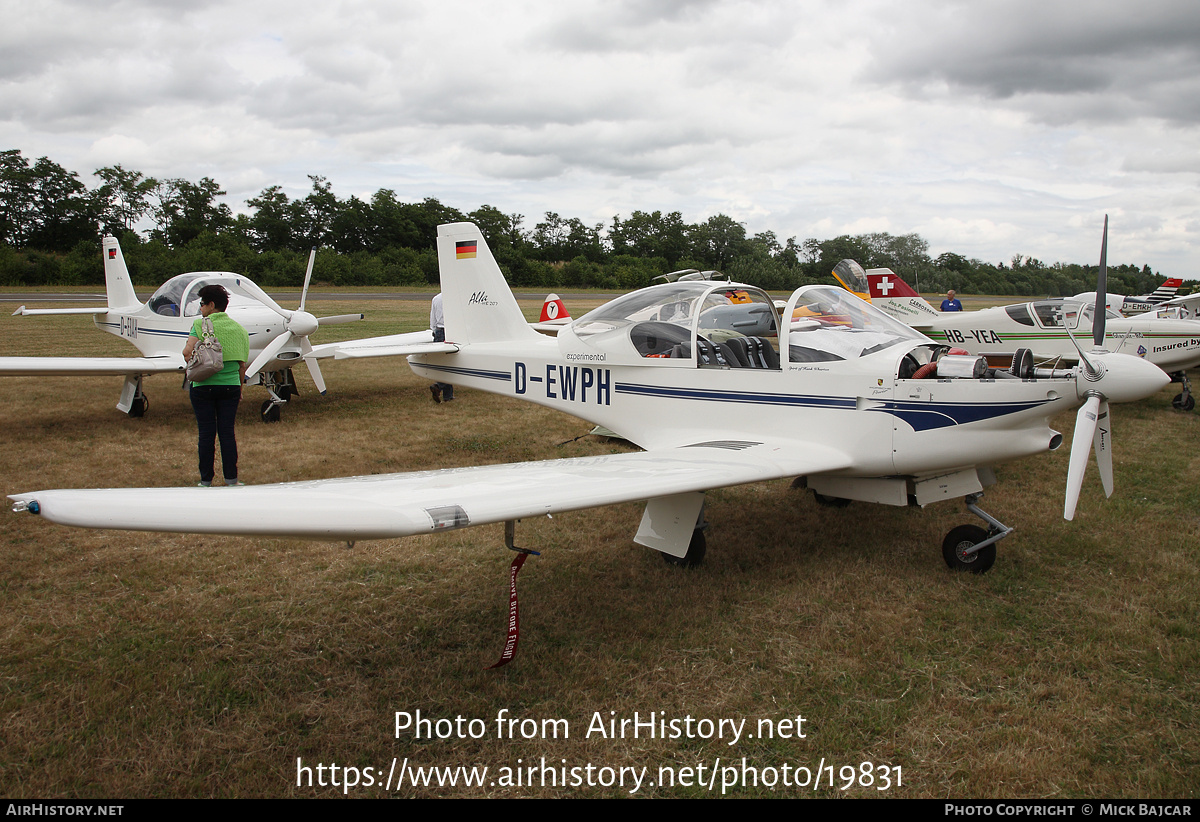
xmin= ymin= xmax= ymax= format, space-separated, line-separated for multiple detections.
xmin=241 ymin=248 xmax=347 ymax=395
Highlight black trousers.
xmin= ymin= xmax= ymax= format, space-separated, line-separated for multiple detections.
xmin=190 ymin=385 xmax=240 ymax=482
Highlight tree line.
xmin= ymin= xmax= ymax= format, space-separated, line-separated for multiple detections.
xmin=1 ymin=148 xmax=1187 ymax=297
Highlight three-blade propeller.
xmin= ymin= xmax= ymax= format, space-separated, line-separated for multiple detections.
xmin=242 ymin=248 xmax=361 ymax=394
xmin=1062 ymin=216 xmax=1165 ymax=519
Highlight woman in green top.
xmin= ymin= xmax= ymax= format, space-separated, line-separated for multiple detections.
xmin=183 ymin=284 xmax=250 ymax=486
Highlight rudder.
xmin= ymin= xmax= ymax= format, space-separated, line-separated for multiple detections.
xmin=102 ymin=236 xmax=140 ymax=310
xmin=437 ymin=223 xmax=539 ymax=345
xmin=866 ymin=268 xmax=940 ymax=322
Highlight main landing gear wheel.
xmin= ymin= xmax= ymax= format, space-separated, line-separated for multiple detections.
xmin=260 ymin=400 xmax=281 ymax=423
xmin=942 ymin=524 xmax=996 ymax=574
xmin=662 ymin=529 xmax=706 ymax=568
xmin=127 ymin=395 xmax=148 ymax=418
xmin=1169 ymin=371 xmax=1194 ymax=412
xmin=813 ymin=491 xmax=851 ymax=508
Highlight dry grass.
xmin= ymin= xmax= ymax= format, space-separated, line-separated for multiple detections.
xmin=0 ymin=290 xmax=1197 ymax=798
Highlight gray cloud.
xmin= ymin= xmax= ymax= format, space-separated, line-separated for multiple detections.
xmin=2 ymin=0 xmax=1200 ymax=273
xmin=866 ymin=1 xmax=1200 ymax=124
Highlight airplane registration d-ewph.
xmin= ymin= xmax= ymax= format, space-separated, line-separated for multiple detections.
xmin=10 ymin=222 xmax=1169 ymax=577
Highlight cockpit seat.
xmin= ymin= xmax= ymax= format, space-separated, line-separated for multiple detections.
xmin=723 ymin=336 xmax=780 ymax=368
xmin=749 ymin=336 xmax=779 ymax=368
xmin=631 ymin=321 xmax=692 ymax=357
xmin=668 ymin=339 xmax=736 ymax=367
xmin=721 ymin=337 xmax=753 ymax=367
xmin=695 ymin=339 xmax=733 ymax=367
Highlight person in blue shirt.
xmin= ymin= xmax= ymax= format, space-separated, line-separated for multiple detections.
xmin=183 ymin=284 xmax=250 ymax=486
xmin=941 ymin=290 xmax=963 ymax=311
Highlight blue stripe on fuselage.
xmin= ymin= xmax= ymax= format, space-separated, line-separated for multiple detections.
xmin=96 ymin=321 xmax=191 ymax=338
xmin=873 ymin=398 xmax=1051 ymax=431
xmin=613 ymin=382 xmax=1051 ymax=430
xmin=421 ymin=363 xmax=512 ymax=382
xmin=616 ymin=382 xmax=855 ymax=411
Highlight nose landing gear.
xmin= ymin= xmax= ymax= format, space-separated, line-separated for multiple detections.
xmin=941 ymin=493 xmax=1012 ymax=574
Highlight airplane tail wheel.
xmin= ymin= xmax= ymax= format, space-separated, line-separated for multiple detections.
xmin=128 ymin=395 xmax=148 ymax=418
xmin=813 ymin=491 xmax=851 ymax=508
xmin=942 ymin=524 xmax=996 ymax=574
xmin=662 ymin=529 xmax=706 ymax=568
xmin=260 ymin=400 xmax=281 ymax=423
xmin=1171 ymin=393 xmax=1195 ymax=412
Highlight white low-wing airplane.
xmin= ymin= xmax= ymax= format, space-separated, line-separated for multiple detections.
xmin=9 ymin=222 xmax=1169 ymax=573
xmin=1 ymin=236 xmax=368 ymax=421
xmin=865 ymin=265 xmax=1200 ymax=411
xmin=1072 ymin=278 xmax=1183 ymax=316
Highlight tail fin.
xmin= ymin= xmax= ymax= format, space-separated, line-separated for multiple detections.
xmin=437 ymin=223 xmax=539 ymax=345
xmin=102 ymin=236 xmax=140 ymax=310
xmin=866 ymin=268 xmax=941 ymax=324
xmin=539 ymin=293 xmax=570 ymax=323
xmin=1147 ymin=278 xmax=1182 ymax=303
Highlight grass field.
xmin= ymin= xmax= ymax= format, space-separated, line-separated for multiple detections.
xmin=1 ymin=290 xmax=1197 ymax=798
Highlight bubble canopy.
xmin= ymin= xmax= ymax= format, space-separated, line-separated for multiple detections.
xmin=782 ymin=285 xmax=929 ymax=362
xmin=556 ymin=281 xmax=926 ymax=367
xmin=146 ymin=273 xmax=261 ymax=318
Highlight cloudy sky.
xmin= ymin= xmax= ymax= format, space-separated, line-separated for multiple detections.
xmin=3 ymin=0 xmax=1199 ymax=274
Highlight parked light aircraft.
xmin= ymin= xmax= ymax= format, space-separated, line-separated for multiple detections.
xmin=10 ymin=221 xmax=1169 ymax=576
xmin=0 ymin=236 xmax=367 ymax=422
xmin=865 ymin=268 xmax=1200 ymax=411
xmin=1072 ymin=278 xmax=1182 ymax=316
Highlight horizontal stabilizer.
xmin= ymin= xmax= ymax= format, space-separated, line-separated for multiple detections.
xmin=12 ymin=306 xmax=109 ymax=316
xmin=307 ymin=330 xmax=459 ymax=361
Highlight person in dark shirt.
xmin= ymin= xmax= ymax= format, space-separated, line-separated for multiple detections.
xmin=941 ymin=290 xmax=963 ymax=311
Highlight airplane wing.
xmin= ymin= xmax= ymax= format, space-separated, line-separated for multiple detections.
xmin=9 ymin=440 xmax=852 ymax=542
xmin=12 ymin=305 xmax=111 ymax=316
xmin=306 ymin=330 xmax=459 ymax=360
xmin=530 ymin=319 xmax=571 ymax=335
xmin=1152 ymin=292 xmax=1200 ymax=314
xmin=0 ymin=355 xmax=185 ymax=377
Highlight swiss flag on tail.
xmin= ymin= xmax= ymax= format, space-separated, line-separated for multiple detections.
xmin=867 ymin=271 xmax=921 ymax=299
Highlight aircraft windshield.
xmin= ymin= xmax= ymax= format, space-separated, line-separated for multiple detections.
xmin=1032 ymin=301 xmax=1077 ymax=328
xmin=147 ymin=274 xmax=199 ymax=317
xmin=833 ymin=260 xmax=869 ymax=293
xmin=147 ymin=273 xmax=260 ymax=317
xmin=1028 ymin=300 xmax=1120 ymax=330
xmin=572 ymin=283 xmax=709 ymax=337
xmin=786 ymin=285 xmax=926 ymax=362
xmin=1005 ymin=304 xmax=1035 ymax=326
xmin=566 ymin=282 xmax=780 ymax=366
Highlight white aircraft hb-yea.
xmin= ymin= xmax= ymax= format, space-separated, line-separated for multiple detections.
xmin=10 ymin=221 xmax=1169 ymax=574
xmin=864 ymin=254 xmax=1200 ymax=412
xmin=0 ymin=236 xmax=384 ymax=422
